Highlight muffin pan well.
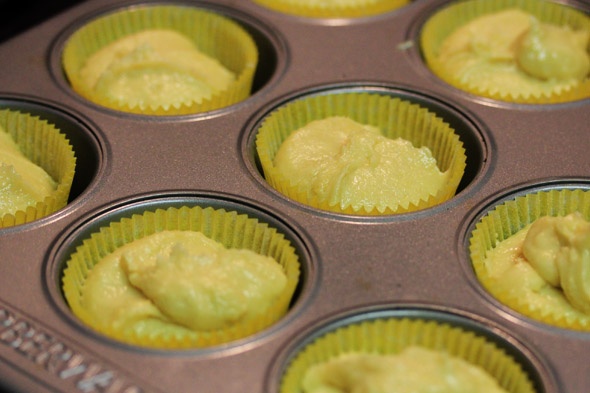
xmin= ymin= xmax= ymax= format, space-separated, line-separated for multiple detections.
xmin=463 ymin=181 xmax=590 ymax=332
xmin=0 ymin=97 xmax=102 ymax=228
xmin=48 ymin=193 xmax=314 ymax=350
xmin=0 ymin=0 xmax=588 ymax=392
xmin=268 ymin=304 xmax=556 ymax=393
xmin=243 ymin=83 xmax=487 ymax=216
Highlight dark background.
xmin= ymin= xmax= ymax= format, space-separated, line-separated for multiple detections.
xmin=0 ymin=0 xmax=86 ymax=43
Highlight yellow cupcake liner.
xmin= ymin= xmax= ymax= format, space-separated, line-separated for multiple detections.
xmin=469 ymin=187 xmax=590 ymax=331
xmin=255 ymin=92 xmax=466 ymax=215
xmin=62 ymin=5 xmax=258 ymax=115
xmin=421 ymin=0 xmax=590 ymax=104
xmin=252 ymin=0 xmax=409 ymax=19
xmin=280 ymin=317 xmax=536 ymax=392
xmin=62 ymin=205 xmax=301 ymax=349
xmin=0 ymin=110 xmax=76 ymax=228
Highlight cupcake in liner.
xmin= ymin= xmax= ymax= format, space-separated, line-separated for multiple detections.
xmin=62 ymin=5 xmax=258 ymax=115
xmin=252 ymin=0 xmax=409 ymax=19
xmin=280 ymin=316 xmax=536 ymax=392
xmin=421 ymin=0 xmax=590 ymax=104
xmin=255 ymin=92 xmax=466 ymax=215
xmin=469 ymin=187 xmax=590 ymax=331
xmin=62 ymin=205 xmax=301 ymax=349
xmin=0 ymin=109 xmax=76 ymax=228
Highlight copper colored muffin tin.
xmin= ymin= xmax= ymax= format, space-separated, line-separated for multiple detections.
xmin=0 ymin=0 xmax=589 ymax=392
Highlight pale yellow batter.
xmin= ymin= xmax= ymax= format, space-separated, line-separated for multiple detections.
xmin=483 ymin=212 xmax=590 ymax=318
xmin=273 ymin=116 xmax=449 ymax=211
xmin=276 ymin=0 xmax=381 ymax=5
xmin=0 ymin=127 xmax=56 ymax=216
xmin=437 ymin=9 xmax=590 ymax=98
xmin=79 ymin=29 xmax=235 ymax=110
xmin=80 ymin=230 xmax=287 ymax=332
xmin=302 ymin=346 xmax=508 ymax=393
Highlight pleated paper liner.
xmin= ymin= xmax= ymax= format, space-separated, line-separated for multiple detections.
xmin=0 ymin=109 xmax=76 ymax=228
xmin=255 ymin=91 xmax=466 ymax=215
xmin=61 ymin=205 xmax=301 ymax=349
xmin=469 ymin=187 xmax=590 ymax=331
xmin=62 ymin=5 xmax=258 ymax=115
xmin=252 ymin=0 xmax=409 ymax=19
xmin=280 ymin=317 xmax=536 ymax=393
xmin=420 ymin=0 xmax=590 ymax=104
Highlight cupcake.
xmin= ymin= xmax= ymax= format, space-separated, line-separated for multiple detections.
xmin=62 ymin=5 xmax=258 ymax=115
xmin=255 ymin=91 xmax=466 ymax=215
xmin=252 ymin=0 xmax=409 ymax=18
xmin=0 ymin=109 xmax=76 ymax=228
xmin=279 ymin=312 xmax=536 ymax=392
xmin=469 ymin=187 xmax=590 ymax=331
xmin=421 ymin=0 xmax=590 ymax=104
xmin=61 ymin=205 xmax=301 ymax=349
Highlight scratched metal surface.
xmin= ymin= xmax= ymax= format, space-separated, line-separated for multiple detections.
xmin=0 ymin=0 xmax=589 ymax=392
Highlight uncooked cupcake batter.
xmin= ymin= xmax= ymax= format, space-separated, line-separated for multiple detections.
xmin=78 ymin=29 xmax=235 ymax=110
xmin=436 ymin=9 xmax=590 ymax=98
xmin=0 ymin=126 xmax=56 ymax=216
xmin=302 ymin=346 xmax=509 ymax=393
xmin=80 ymin=230 xmax=287 ymax=332
xmin=273 ymin=116 xmax=449 ymax=211
xmin=482 ymin=212 xmax=590 ymax=318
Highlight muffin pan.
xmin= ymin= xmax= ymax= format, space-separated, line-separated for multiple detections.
xmin=0 ymin=0 xmax=588 ymax=392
